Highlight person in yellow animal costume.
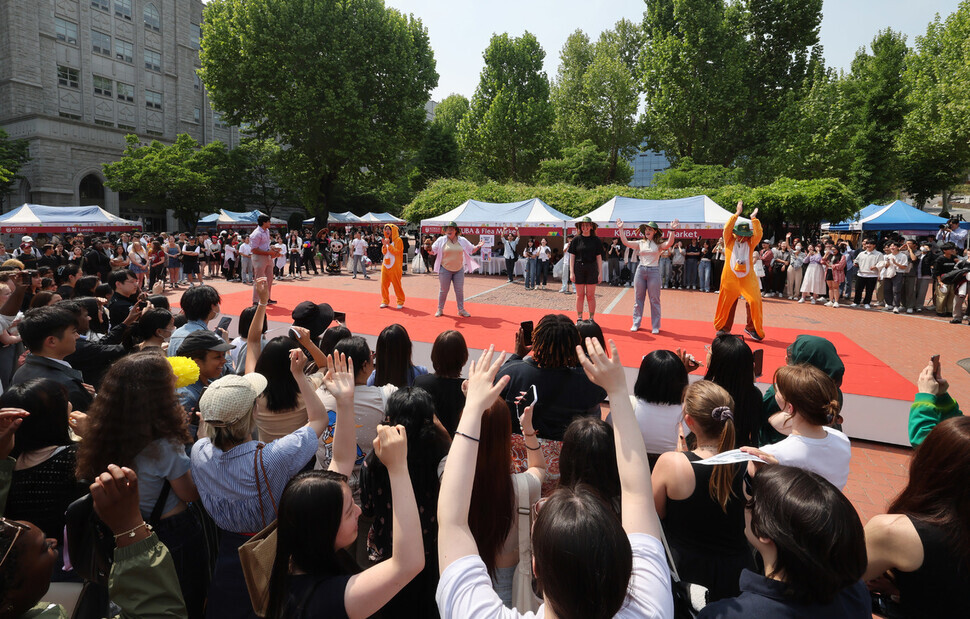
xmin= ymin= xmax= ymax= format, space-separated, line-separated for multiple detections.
xmin=714 ymin=201 xmax=765 ymax=341
xmin=380 ymin=223 xmax=406 ymax=308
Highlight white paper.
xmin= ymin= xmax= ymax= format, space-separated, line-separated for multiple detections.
xmin=693 ymin=449 xmax=766 ymax=466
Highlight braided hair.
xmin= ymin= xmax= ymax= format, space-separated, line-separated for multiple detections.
xmin=531 ymin=314 xmax=580 ymax=369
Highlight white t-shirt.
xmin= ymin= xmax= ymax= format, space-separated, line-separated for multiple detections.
xmin=637 ymin=240 xmax=661 ymax=267
xmin=239 ymin=242 xmax=252 ymax=257
xmin=762 ymin=427 xmax=851 ymax=489
xmin=536 ymin=246 xmax=551 ymax=262
xmin=630 ymin=397 xmax=686 ymax=455
xmin=351 ymin=238 xmax=368 ymax=256
xmin=436 ymin=533 xmax=673 ymax=619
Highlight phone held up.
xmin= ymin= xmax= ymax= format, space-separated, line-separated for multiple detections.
xmin=520 ymin=320 xmax=534 ymax=347
xmin=217 ymin=316 xmax=232 ymax=333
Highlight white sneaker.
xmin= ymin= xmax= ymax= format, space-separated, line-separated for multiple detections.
xmin=832 ymin=302 xmax=839 ymax=308
xmin=893 ymin=307 xmax=900 ymax=314
xmin=849 ymin=303 xmax=858 ymax=307
xmin=798 ymin=298 xmax=805 ymax=303
xmin=434 ymin=310 xmax=443 ymax=317
xmin=458 ymin=310 xmax=471 ymax=318
xmin=652 ymin=328 xmax=660 ymax=334
xmin=396 ymin=304 xmax=404 ymax=309
xmin=380 ymin=303 xmax=388 ymax=308
xmin=907 ymin=308 xmax=913 ymax=314
xmin=864 ymin=304 xmax=871 ymax=309
xmin=825 ymin=301 xmax=833 ymax=307
xmin=811 ymin=298 xmax=817 ymax=304
xmin=630 ymin=325 xmax=638 ymax=332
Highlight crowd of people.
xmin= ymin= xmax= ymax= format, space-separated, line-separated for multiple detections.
xmin=0 ymin=225 xmax=965 ymax=618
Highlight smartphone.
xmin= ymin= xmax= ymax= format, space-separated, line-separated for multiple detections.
xmin=753 ymin=349 xmax=764 ymax=379
xmin=520 ymin=320 xmax=534 ymax=346
xmin=217 ymin=316 xmax=232 ymax=333
xmin=288 ymin=327 xmax=300 ymax=340
xmin=333 ymin=311 xmax=346 ymax=325
xmin=931 ymin=354 xmax=941 ymax=381
xmin=518 ymin=384 xmax=538 ymax=419
xmin=137 ymin=300 xmax=148 ymax=310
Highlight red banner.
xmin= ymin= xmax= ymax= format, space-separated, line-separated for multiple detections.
xmin=420 ymin=225 xmax=564 ymax=237
xmin=0 ymin=224 xmax=142 ymax=234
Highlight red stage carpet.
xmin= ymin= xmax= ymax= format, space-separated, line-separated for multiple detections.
xmin=216 ymin=284 xmax=914 ymax=402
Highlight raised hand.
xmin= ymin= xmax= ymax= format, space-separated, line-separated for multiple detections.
xmin=576 ymin=338 xmax=627 ymax=394
xmin=289 ymin=348 xmax=308 ymax=375
xmin=616 ymin=218 xmax=624 ymax=229
xmin=751 ymin=208 xmax=759 ymax=219
xmin=373 ymin=424 xmax=408 ymax=473
xmin=322 ymin=351 xmax=355 ymax=402
xmin=464 ymin=345 xmax=508 ymax=416
xmin=0 ymin=408 xmax=28 ymax=460
xmin=90 ymin=464 xmax=143 ymax=537
xmin=735 ymin=200 xmax=744 ymax=216
xmin=669 ymin=218 xmax=680 ymax=230
xmin=290 ymin=325 xmax=312 ymax=345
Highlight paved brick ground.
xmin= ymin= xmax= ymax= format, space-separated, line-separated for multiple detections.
xmin=176 ymin=269 xmax=967 ymax=525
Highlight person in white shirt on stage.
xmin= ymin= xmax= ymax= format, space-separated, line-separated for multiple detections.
xmin=616 ymin=218 xmax=679 ymax=334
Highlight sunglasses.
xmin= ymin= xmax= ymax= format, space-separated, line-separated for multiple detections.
xmin=0 ymin=518 xmax=30 ymax=569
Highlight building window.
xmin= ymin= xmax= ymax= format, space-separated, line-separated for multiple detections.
xmin=194 ymin=74 xmax=202 ymax=90
xmin=117 ymin=82 xmax=134 ymax=102
xmin=59 ymin=112 xmax=83 ymax=120
xmin=146 ymin=129 xmax=164 ymax=137
xmin=57 ymin=65 xmax=80 ymax=89
xmin=144 ymin=49 xmax=161 ymax=72
xmin=92 ymin=30 xmax=111 ymax=56
xmin=114 ymin=0 xmax=131 ymax=20
xmin=145 ymin=90 xmax=163 ymax=109
xmin=213 ymin=112 xmax=227 ymax=129
xmin=144 ymin=3 xmax=160 ymax=31
xmin=94 ymin=119 xmax=115 ymax=127
xmin=55 ymin=17 xmax=78 ymax=45
xmin=190 ymin=23 xmax=201 ymax=49
xmin=118 ymin=123 xmax=136 ymax=131
xmin=193 ymin=107 xmax=200 ymax=123
xmin=115 ymin=39 xmax=133 ymax=63
xmin=91 ymin=0 xmax=109 ymax=12
xmin=93 ymin=75 xmax=113 ymax=98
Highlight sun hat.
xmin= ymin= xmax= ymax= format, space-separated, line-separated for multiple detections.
xmin=199 ymin=373 xmax=268 ymax=426
xmin=733 ymin=221 xmax=754 ymax=237
xmin=577 ymin=216 xmax=598 ymax=232
xmin=291 ymin=301 xmax=334 ymax=339
xmin=638 ymin=221 xmax=661 ymax=235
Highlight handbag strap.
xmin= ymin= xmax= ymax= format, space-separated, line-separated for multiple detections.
xmin=149 ymin=479 xmax=172 ymax=527
xmin=657 ymin=522 xmax=683 ymax=584
xmin=254 ymin=443 xmax=277 ymax=528
xmin=513 ymin=473 xmax=537 ymax=573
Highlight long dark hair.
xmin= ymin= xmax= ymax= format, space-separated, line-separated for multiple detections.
xmin=748 ymin=465 xmax=866 ymax=604
xmin=373 ymin=324 xmax=415 ymax=388
xmin=634 ymin=350 xmax=688 ymax=405
xmin=559 ymin=417 xmax=620 ymax=511
xmin=76 ymin=351 xmax=189 ymax=480
xmin=266 ymin=471 xmax=355 ymax=619
xmin=0 ymin=379 xmax=71 ymax=457
xmin=468 ymin=399 xmax=515 ymax=575
xmin=703 ymin=334 xmax=760 ymax=447
xmin=254 ymin=336 xmax=300 ymax=411
xmin=889 ymin=416 xmax=970 ymax=557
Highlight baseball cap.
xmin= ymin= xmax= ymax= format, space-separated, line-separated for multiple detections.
xmin=199 ymin=373 xmax=268 ymax=426
xmin=292 ymin=301 xmax=334 ymax=338
xmin=179 ymin=330 xmax=234 ymax=355
xmin=957 ymin=358 xmax=970 ymax=375
xmin=21 ymin=236 xmax=33 ymax=243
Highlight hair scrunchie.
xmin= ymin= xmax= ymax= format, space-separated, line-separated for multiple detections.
xmin=711 ymin=406 xmax=734 ymax=422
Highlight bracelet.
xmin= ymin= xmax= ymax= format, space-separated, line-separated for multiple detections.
xmin=525 ymin=444 xmax=541 ymax=451
xmin=455 ymin=431 xmax=480 ymax=443
xmin=113 ymin=521 xmax=152 ymax=541
xmin=257 ymin=302 xmax=267 ymax=307
xmin=523 ymin=430 xmax=537 ymax=437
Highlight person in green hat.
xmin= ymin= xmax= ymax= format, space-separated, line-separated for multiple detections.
xmin=616 ymin=218 xmax=680 ymax=333
xmin=714 ymin=201 xmax=766 ymax=341
xmin=430 ymin=222 xmax=484 ymax=318
xmin=569 ymin=216 xmax=605 ymax=320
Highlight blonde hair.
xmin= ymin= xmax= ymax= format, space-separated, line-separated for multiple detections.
xmin=774 ymin=364 xmax=841 ymax=427
xmin=683 ymin=380 xmax=736 ymax=512
xmin=204 ymin=406 xmax=256 ymax=451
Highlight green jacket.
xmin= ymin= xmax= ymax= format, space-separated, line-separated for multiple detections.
xmin=909 ymin=392 xmax=963 ymax=447
xmin=1 ymin=458 xmax=186 ymax=619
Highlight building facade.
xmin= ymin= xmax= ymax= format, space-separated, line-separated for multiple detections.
xmin=0 ymin=0 xmax=238 ymax=229
xmin=629 ymin=142 xmax=671 ymax=188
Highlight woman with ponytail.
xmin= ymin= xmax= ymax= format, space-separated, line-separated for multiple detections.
xmin=651 ymin=380 xmax=755 ymax=601
xmin=754 ymin=363 xmax=851 ymax=489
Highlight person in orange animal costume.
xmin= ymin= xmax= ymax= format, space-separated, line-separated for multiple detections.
xmin=714 ymin=201 xmax=765 ymax=341
xmin=380 ymin=223 xmax=405 ymax=308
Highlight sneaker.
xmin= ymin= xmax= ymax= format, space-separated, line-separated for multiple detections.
xmin=434 ymin=310 xmax=443 ymax=317
xmin=267 ymin=300 xmax=277 ymax=304
xmin=798 ymin=298 xmax=804 ymax=303
xmin=907 ymin=308 xmax=913 ymax=314
xmin=458 ymin=310 xmax=471 ymax=318
xmin=396 ymin=304 xmax=404 ymax=309
xmin=893 ymin=307 xmax=900 ymax=314
xmin=824 ymin=301 xmax=833 ymax=307
xmin=380 ymin=303 xmax=388 ymax=308
xmin=849 ymin=303 xmax=857 ymax=307
xmin=651 ymin=328 xmax=660 ymax=335
xmin=630 ymin=325 xmax=639 ymax=332
xmin=744 ymin=328 xmax=764 ymax=342
xmin=364 ymin=276 xmax=372 ymax=280
xmin=832 ymin=302 xmax=839 ymax=308
xmin=950 ymin=318 xmax=962 ymax=324
xmin=810 ymin=298 xmax=816 ymax=304
xmin=864 ymin=304 xmax=871 ymax=309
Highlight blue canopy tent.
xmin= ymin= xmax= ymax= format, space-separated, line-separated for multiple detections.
xmin=825 ymin=200 xmax=949 ymax=232
xmin=196 ymin=209 xmax=285 ymax=229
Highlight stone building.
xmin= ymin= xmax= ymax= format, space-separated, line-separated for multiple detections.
xmin=0 ymin=0 xmax=239 ymax=229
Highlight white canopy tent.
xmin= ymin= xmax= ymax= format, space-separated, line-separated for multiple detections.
xmin=419 ymin=198 xmax=572 ymax=235
xmin=572 ymin=195 xmax=736 ymax=239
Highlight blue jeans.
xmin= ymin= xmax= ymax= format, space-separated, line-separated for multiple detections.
xmin=438 ymin=267 xmax=466 ymax=311
xmin=660 ymin=257 xmax=672 ymax=287
xmin=351 ymin=254 xmax=366 ymax=277
xmin=685 ymin=259 xmax=699 ymax=288
xmin=698 ymin=260 xmax=712 ymax=292
xmin=525 ymin=258 xmax=538 ymax=288
xmin=632 ymin=265 xmax=662 ymax=331
xmin=537 ymin=260 xmax=548 ymax=285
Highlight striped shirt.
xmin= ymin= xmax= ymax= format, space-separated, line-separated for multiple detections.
xmin=190 ymin=425 xmax=318 ymax=533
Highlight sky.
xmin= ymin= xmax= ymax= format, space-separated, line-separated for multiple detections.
xmin=382 ymin=0 xmax=964 ymax=102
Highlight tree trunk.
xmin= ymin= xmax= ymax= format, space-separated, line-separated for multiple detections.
xmin=310 ymin=172 xmax=337 ymax=234
xmin=940 ymin=188 xmax=951 ymax=219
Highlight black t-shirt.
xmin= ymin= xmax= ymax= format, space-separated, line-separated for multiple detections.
xmin=286 ymin=573 xmax=352 ymax=619
xmin=685 ymin=243 xmax=701 ymax=259
xmin=181 ymin=244 xmax=200 ymax=266
xmin=56 ymin=284 xmax=74 ymax=300
xmin=568 ymin=235 xmax=604 ymax=264
xmin=933 ymin=255 xmax=958 ymax=279
xmin=412 ymin=374 xmax=465 ymax=436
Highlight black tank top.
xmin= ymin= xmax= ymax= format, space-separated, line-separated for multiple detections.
xmin=662 ymin=452 xmax=748 ymax=554
xmin=893 ymin=515 xmax=969 ymax=618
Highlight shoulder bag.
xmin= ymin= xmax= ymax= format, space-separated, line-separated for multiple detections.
xmin=511 ymin=473 xmax=542 ymax=614
xmin=239 ymin=443 xmax=278 ymax=617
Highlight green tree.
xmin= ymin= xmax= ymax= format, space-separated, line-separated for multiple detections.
xmin=0 ymin=129 xmax=30 ymax=210
xmin=537 ymin=140 xmax=632 ymax=188
xmin=584 ymin=37 xmax=640 ymax=182
xmin=432 ymin=94 xmax=470 ymax=135
xmin=103 ymin=134 xmax=238 ymax=230
xmin=847 ymin=29 xmax=910 ymax=204
xmin=551 ymin=30 xmax=595 ymax=147
xmin=231 ymin=137 xmax=299 ymax=217
xmin=458 ymin=32 xmax=555 ymax=182
xmin=898 ymin=5 xmax=970 ymax=212
xmin=653 ymin=157 xmax=743 ymax=188
xmin=416 ymin=123 xmax=460 ymax=184
xmin=200 ymin=0 xmax=437 ymax=225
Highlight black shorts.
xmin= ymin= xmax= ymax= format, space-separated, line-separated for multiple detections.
xmin=573 ymin=261 xmax=599 ymax=285
xmin=183 ymin=261 xmax=200 ymax=274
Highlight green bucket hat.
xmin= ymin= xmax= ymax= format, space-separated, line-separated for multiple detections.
xmin=733 ymin=221 xmax=754 ymax=237
xmin=444 ymin=221 xmax=460 ymax=234
xmin=577 ymin=216 xmax=598 ymax=231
